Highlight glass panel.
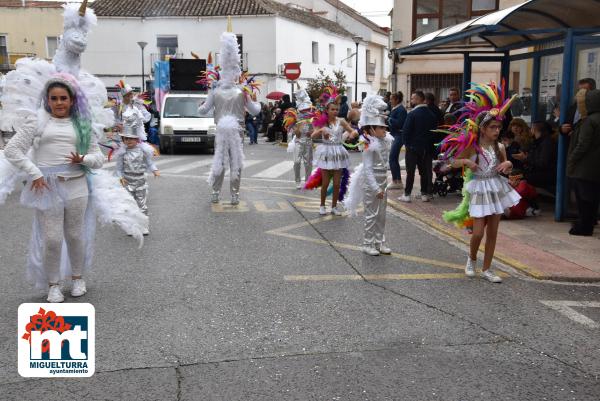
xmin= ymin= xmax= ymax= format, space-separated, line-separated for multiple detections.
xmin=539 ymin=53 xmax=563 ymax=123
xmin=576 ymin=45 xmax=600 ymax=89
xmin=472 ymin=0 xmax=497 ymax=11
xmin=442 ymin=0 xmax=468 ymax=28
xmin=416 ymin=17 xmax=439 ymax=37
xmin=416 ymin=0 xmax=438 ymax=14
xmin=509 ymin=59 xmax=534 ymax=124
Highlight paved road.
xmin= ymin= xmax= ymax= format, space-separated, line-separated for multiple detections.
xmin=1 ymin=141 xmax=599 ymax=400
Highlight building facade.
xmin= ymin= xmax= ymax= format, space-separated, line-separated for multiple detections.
xmin=0 ymin=1 xmax=64 ymax=73
xmin=391 ymin=0 xmax=523 ymax=105
xmin=85 ymin=0 xmax=383 ymax=102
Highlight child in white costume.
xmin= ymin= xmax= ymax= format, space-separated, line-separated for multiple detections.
xmin=285 ymin=88 xmax=315 ymax=189
xmin=115 ymin=107 xmax=160 ymax=226
xmin=345 ymin=95 xmax=394 ymax=256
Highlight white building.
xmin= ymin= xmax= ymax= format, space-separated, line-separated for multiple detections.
xmin=85 ymin=0 xmax=380 ymax=102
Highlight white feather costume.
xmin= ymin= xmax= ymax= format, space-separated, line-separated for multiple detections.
xmin=0 ymin=4 xmax=148 ymax=289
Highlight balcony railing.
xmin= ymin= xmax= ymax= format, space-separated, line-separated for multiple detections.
xmin=215 ymin=52 xmax=249 ymax=72
xmin=0 ymin=52 xmax=36 ymax=71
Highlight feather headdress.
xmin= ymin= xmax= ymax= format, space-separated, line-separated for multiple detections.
xmin=437 ymin=80 xmax=517 ymax=160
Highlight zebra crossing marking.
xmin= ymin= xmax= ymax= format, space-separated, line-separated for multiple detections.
xmin=161 ymin=159 xmax=213 ymax=174
xmin=251 ymin=161 xmax=294 ymax=178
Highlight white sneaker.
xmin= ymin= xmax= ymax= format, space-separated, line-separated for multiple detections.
xmin=421 ymin=195 xmax=430 ymax=202
xmin=398 ymin=195 xmax=411 ymax=203
xmin=319 ymin=206 xmax=328 ymax=215
xmin=71 ymin=279 xmax=87 ymax=297
xmin=231 ymin=195 xmax=240 ymax=205
xmin=465 ymin=258 xmax=476 ymax=277
xmin=211 ymin=193 xmax=220 ymax=203
xmin=331 ymin=206 xmax=343 ymax=216
xmin=377 ymin=245 xmax=392 ymax=255
xmin=296 ymin=182 xmax=302 ymax=190
xmin=362 ymin=246 xmax=380 ymax=256
xmin=47 ymin=285 xmax=64 ymax=303
xmin=481 ymin=269 xmax=502 ymax=283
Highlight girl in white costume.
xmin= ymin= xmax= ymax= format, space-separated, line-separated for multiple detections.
xmin=310 ymin=87 xmax=358 ymax=216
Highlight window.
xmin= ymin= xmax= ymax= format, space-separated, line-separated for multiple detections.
xmin=365 ymin=49 xmax=371 ymax=70
xmin=413 ymin=0 xmax=499 ymax=39
xmin=312 ymin=41 xmax=319 ymax=64
xmin=329 ymin=44 xmax=335 ymax=65
xmin=157 ymin=36 xmax=178 ymax=61
xmin=0 ymin=35 xmax=7 ymax=65
xmin=46 ymin=36 xmax=59 ymax=59
xmin=346 ymin=48 xmax=352 ymax=67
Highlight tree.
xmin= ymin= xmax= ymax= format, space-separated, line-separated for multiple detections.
xmin=306 ymin=68 xmax=347 ymax=103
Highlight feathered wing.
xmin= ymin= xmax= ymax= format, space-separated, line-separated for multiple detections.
xmin=90 ymin=169 xmax=148 ymax=247
xmin=344 ymin=163 xmax=365 ymax=216
xmin=0 ymin=58 xmax=56 ymax=132
xmin=78 ymin=71 xmax=114 ymax=140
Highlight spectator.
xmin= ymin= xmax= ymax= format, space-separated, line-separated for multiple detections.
xmin=267 ymin=108 xmax=282 ymax=142
xmin=560 ymin=78 xmax=597 ymax=136
xmin=444 ymin=87 xmax=463 ymax=114
xmin=567 ymin=88 xmax=600 ymax=236
xmin=398 ymin=91 xmax=438 ymax=202
xmin=245 ymin=111 xmax=258 ymax=145
xmin=384 ymin=91 xmax=392 ymax=112
xmin=346 ymin=108 xmax=361 ymax=148
xmin=260 ymin=103 xmax=271 ymax=134
xmin=337 ymin=95 xmax=349 ymax=120
xmin=501 ymin=130 xmax=524 ymax=171
xmin=388 ymin=91 xmax=407 ymax=189
xmin=505 ymin=170 xmax=540 ymax=219
xmin=524 ymin=121 xmax=557 ymax=190
xmin=425 ymin=92 xmax=444 ymax=126
xmin=279 ymin=94 xmax=294 ymax=114
xmin=507 ymin=117 xmax=532 ymax=152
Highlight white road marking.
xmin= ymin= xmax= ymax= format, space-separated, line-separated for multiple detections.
xmin=252 ymin=161 xmax=294 ymax=178
xmin=161 ymin=159 xmax=213 ymax=174
xmin=540 ymin=300 xmax=600 ymax=328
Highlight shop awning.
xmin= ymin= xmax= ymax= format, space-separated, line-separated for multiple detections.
xmin=396 ymin=0 xmax=600 ymax=55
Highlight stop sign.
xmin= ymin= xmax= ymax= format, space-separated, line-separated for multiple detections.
xmin=284 ymin=62 xmax=301 ymax=81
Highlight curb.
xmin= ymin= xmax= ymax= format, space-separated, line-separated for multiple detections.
xmin=387 ymin=199 xmax=600 ymax=283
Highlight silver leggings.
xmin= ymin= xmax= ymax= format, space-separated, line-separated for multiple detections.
xmin=36 ymin=196 xmax=88 ymax=284
xmin=364 ymin=170 xmax=388 ymax=246
xmin=294 ymin=140 xmax=313 ymax=183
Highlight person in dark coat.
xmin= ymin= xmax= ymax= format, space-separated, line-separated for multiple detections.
xmin=425 ymin=92 xmax=444 ymax=126
xmin=567 ymin=89 xmax=600 ymax=236
xmin=560 ymin=78 xmax=596 ymax=137
xmin=444 ymin=87 xmax=463 ymax=114
xmin=388 ymin=91 xmax=407 ymax=189
xmin=398 ymin=91 xmax=438 ymax=202
xmin=337 ymin=95 xmax=349 ymax=120
xmin=524 ymin=121 xmax=557 ymax=190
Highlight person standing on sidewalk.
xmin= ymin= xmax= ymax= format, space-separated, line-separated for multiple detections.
xmin=567 ymin=88 xmax=600 ymax=236
xmin=440 ymin=82 xmax=521 ymax=283
xmin=398 ymin=91 xmax=437 ymax=203
xmin=388 ymin=92 xmax=407 ymax=190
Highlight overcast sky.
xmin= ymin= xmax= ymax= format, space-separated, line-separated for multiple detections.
xmin=340 ymin=0 xmax=393 ymax=27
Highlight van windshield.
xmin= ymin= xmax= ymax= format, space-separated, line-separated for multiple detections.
xmin=163 ymin=97 xmax=213 ymax=118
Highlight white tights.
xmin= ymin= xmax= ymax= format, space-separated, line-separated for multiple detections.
xmin=36 ymin=196 xmax=88 ymax=285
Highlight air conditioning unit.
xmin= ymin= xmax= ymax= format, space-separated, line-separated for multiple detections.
xmin=392 ymin=30 xmax=402 ymax=43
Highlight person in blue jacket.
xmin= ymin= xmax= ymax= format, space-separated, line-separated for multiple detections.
xmin=388 ymin=92 xmax=407 ymax=190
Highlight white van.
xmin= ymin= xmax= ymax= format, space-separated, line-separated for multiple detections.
xmin=159 ymin=92 xmax=216 ymax=154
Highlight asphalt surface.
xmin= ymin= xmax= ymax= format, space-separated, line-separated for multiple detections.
xmin=1 ymin=139 xmax=599 ymax=400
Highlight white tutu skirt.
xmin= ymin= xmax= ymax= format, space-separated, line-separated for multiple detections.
xmin=314 ymin=143 xmax=350 ymax=170
xmin=466 ymin=175 xmax=521 ymax=218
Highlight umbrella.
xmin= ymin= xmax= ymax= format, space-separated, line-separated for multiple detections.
xmin=266 ymin=91 xmax=286 ymax=100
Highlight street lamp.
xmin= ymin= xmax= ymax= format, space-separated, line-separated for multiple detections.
xmin=352 ymin=36 xmax=362 ymax=102
xmin=137 ymin=41 xmax=148 ymax=92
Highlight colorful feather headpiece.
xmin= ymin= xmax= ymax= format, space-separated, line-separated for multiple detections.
xmin=116 ymin=79 xmax=134 ymax=96
xmin=239 ymin=72 xmax=261 ymax=99
xmin=437 ymin=80 xmax=517 ymax=160
xmin=318 ymin=85 xmax=339 ymax=109
xmin=196 ymin=66 xmax=221 ymax=89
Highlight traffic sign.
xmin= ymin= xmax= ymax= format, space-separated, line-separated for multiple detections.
xmin=284 ymin=62 xmax=301 ymax=81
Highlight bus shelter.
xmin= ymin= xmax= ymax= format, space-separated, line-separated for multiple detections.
xmin=394 ymin=0 xmax=600 ymax=221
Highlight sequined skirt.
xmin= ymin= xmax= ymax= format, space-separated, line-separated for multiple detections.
xmin=313 ymin=143 xmax=350 ymax=170
xmin=466 ymin=175 xmax=521 ymax=218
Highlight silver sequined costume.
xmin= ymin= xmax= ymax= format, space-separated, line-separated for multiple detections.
xmin=116 ymin=145 xmax=157 ymax=215
xmin=362 ymin=135 xmax=392 ymax=247
xmin=293 ymin=122 xmax=314 ymax=184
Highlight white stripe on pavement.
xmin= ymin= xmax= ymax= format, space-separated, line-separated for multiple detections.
xmin=161 ymin=159 xmax=214 ymax=174
xmin=103 ymin=156 xmax=187 ymax=170
xmin=252 ymin=161 xmax=294 ymax=178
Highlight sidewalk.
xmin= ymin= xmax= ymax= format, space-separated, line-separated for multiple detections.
xmin=387 ymin=182 xmax=600 ymax=283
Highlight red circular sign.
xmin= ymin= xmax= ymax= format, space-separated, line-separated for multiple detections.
xmin=284 ymin=62 xmax=301 ymax=81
